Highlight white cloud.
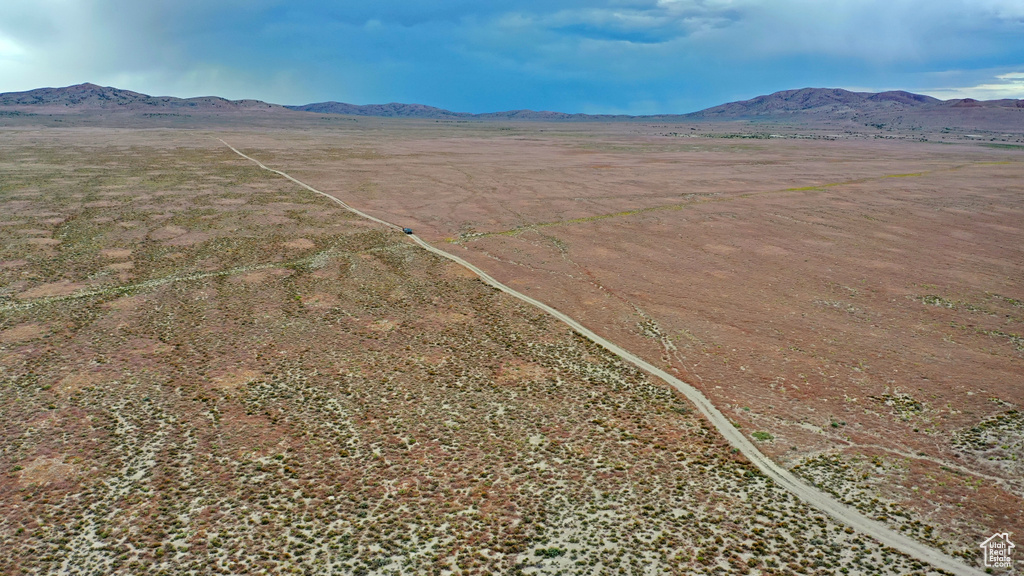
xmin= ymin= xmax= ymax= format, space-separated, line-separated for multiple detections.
xmin=920 ymin=71 xmax=1024 ymax=100
xmin=0 ymin=0 xmax=1022 ymax=111
xmin=0 ymin=34 xmax=27 ymax=59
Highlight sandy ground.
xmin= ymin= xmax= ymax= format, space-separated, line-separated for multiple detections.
xmin=225 ymin=141 xmax=985 ymax=574
xmin=3 ymin=127 xmax=967 ymax=576
xmin=1 ymin=122 xmax=1021 ymax=574
xmin=222 ymin=120 xmax=1024 ymax=559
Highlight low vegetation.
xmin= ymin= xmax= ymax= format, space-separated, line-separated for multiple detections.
xmin=0 ymin=133 xmax=958 ymax=574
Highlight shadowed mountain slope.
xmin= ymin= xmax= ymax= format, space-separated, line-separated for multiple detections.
xmin=0 ymin=83 xmax=283 ymax=112
xmin=2 ymin=84 xmax=1022 ymax=131
xmin=289 ymin=87 xmax=1022 ymax=128
xmin=687 ymin=88 xmax=941 ymax=118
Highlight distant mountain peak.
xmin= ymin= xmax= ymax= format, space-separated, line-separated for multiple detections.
xmin=286 ymin=87 xmax=962 ymax=121
xmin=685 ymin=87 xmax=950 ymax=119
xmin=285 ymin=101 xmax=467 ymax=118
xmin=1 ymin=84 xmax=1022 ymax=130
xmin=0 ymin=83 xmax=282 ymax=111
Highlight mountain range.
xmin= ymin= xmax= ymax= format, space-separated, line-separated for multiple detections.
xmin=687 ymin=87 xmax=1022 ymax=119
xmin=285 ymin=87 xmax=1023 ymax=121
xmin=0 ymin=83 xmax=284 ymax=112
xmin=2 ymin=83 xmax=1022 ymax=127
xmin=284 ymin=101 xmax=628 ymax=120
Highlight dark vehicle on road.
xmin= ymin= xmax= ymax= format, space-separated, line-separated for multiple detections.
xmin=403 ymin=228 xmax=414 ymax=234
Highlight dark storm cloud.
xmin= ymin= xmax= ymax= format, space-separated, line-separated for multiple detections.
xmin=0 ymin=1 xmax=1022 ymax=113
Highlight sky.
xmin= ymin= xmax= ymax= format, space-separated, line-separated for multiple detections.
xmin=0 ymin=0 xmax=1022 ymax=114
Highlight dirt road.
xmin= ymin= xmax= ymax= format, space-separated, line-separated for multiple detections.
xmin=220 ymin=139 xmax=984 ymax=576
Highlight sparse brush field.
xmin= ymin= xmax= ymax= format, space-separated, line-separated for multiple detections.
xmin=232 ymin=121 xmax=1024 ymax=564
xmin=0 ymin=130 xmax=952 ymax=575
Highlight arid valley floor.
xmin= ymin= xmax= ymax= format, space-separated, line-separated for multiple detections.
xmin=1 ymin=119 xmax=1022 ymax=575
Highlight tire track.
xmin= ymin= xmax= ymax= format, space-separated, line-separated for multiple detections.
xmin=219 ymin=138 xmax=983 ymax=576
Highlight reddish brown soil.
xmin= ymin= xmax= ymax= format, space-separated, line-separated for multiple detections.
xmin=235 ymin=121 xmax=1024 ymax=553
xmin=6 ymin=128 xmax=953 ymax=575
xmin=2 ymin=122 xmax=1020 ymax=572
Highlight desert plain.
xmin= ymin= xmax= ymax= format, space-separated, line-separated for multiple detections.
xmin=0 ymin=116 xmax=1022 ymax=575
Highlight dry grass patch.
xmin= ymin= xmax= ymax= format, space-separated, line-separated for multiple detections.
xmin=281 ymin=238 xmax=316 ymax=250
xmin=16 ymin=281 xmax=85 ymax=299
xmin=99 ymin=248 xmax=132 ymax=259
xmin=17 ymin=456 xmax=77 ymax=487
xmin=0 ymin=322 xmax=45 ymax=343
xmin=212 ymin=369 xmax=261 ymax=390
xmin=148 ymin=225 xmax=188 ymax=240
xmin=55 ymin=371 xmax=108 ymax=395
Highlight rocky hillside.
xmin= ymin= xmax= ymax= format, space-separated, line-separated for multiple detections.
xmin=687 ymin=87 xmax=1023 ymax=120
xmin=2 ymin=84 xmax=1022 ymax=130
xmin=0 ymin=83 xmax=282 ymax=112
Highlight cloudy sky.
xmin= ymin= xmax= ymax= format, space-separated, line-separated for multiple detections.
xmin=1 ymin=0 xmax=1022 ymax=113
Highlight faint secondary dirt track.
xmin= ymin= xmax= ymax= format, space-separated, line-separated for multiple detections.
xmin=219 ymin=139 xmax=984 ymax=576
